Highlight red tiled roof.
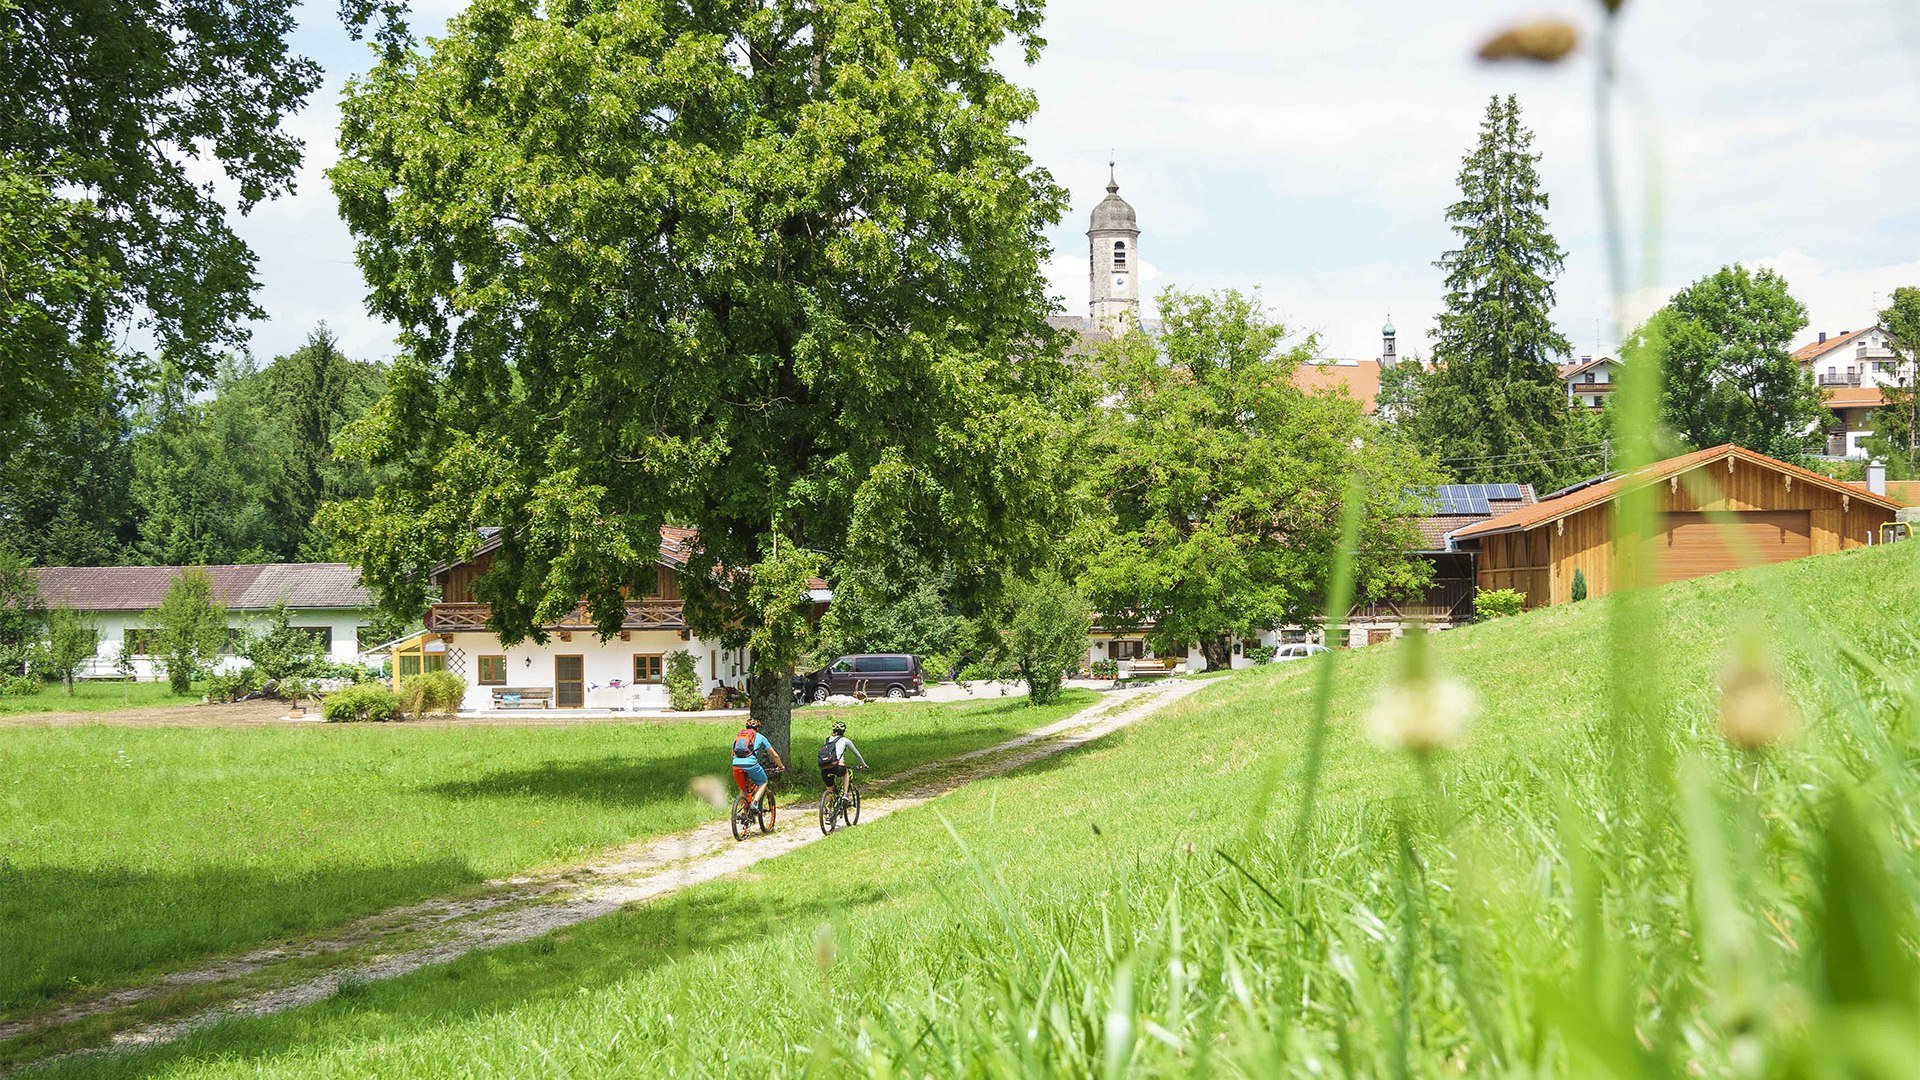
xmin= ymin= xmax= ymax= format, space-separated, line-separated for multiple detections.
xmin=1823 ymin=386 xmax=1887 ymax=408
xmin=1793 ymin=328 xmax=1868 ymax=364
xmin=31 ymin=564 xmax=371 ymax=612
xmin=1294 ymin=360 xmax=1382 ymax=413
xmin=1410 ymin=487 xmax=1537 ymax=551
xmin=1452 ymin=444 xmax=1903 ymax=540
xmin=1558 ymin=356 xmax=1616 ymax=381
xmin=1886 ymin=480 xmax=1920 ymax=507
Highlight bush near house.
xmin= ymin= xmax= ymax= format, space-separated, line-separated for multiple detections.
xmin=1475 ymin=587 xmax=1526 ymax=619
xmin=1571 ymin=566 xmax=1589 ymax=601
xmin=1089 ymin=658 xmax=1118 ymax=679
xmin=203 ymin=667 xmax=262 ymax=703
xmin=1246 ymin=645 xmax=1277 ymax=664
xmin=321 ymin=683 xmax=403 ymax=723
xmin=664 ymin=651 xmax=703 ymax=711
xmin=399 ymin=670 xmax=466 ymax=717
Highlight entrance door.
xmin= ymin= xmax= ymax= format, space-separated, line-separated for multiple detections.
xmin=1653 ymin=511 xmax=1811 ymax=585
xmin=555 ymin=655 xmax=584 ymax=708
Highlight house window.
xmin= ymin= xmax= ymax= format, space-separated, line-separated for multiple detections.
xmin=1280 ymin=628 xmax=1310 ymax=644
xmin=124 ymin=629 xmax=158 ymax=655
xmin=1109 ymin=639 xmax=1146 ymax=661
xmin=1113 ymin=240 xmax=1127 ymax=270
xmin=632 ymin=654 xmax=664 ymax=683
xmin=1583 ymin=371 xmax=1595 ymax=383
xmin=477 ymin=655 xmax=507 ymax=686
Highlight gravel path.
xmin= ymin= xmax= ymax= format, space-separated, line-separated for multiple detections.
xmin=1 ymin=678 xmax=1213 ymax=1070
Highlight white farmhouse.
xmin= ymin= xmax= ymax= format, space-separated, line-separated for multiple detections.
xmin=1794 ymin=325 xmax=1915 ymax=458
xmin=1559 ymin=356 xmax=1620 ymax=410
xmin=30 ymin=563 xmax=377 ymax=680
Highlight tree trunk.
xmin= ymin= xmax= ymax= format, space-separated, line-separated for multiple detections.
xmin=1200 ymin=636 xmax=1232 ymax=672
xmin=749 ymin=664 xmax=794 ymax=765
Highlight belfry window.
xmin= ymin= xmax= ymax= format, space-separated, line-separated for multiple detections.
xmin=1113 ymin=241 xmax=1127 ymax=270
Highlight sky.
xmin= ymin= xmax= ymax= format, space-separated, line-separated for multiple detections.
xmin=239 ymin=0 xmax=1920 ymax=366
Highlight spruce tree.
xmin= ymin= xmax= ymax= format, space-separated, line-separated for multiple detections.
xmin=1414 ymin=96 xmax=1596 ymax=489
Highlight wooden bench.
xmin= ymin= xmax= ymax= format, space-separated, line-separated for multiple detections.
xmin=1117 ymin=658 xmax=1178 ymax=685
xmin=490 ymin=687 xmax=554 ymax=709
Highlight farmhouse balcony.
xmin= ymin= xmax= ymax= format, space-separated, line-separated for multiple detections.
xmin=426 ymin=599 xmax=687 ymax=634
xmin=1350 ymin=580 xmax=1477 ymax=623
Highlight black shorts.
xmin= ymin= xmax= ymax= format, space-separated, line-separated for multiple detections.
xmin=820 ymin=762 xmax=848 ymax=785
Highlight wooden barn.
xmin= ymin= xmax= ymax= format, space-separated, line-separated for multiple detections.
xmin=1450 ymin=444 xmax=1902 ymax=608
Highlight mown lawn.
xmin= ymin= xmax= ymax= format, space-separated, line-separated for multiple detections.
xmin=34 ymin=542 xmax=1920 ymax=1078
xmin=0 ymin=680 xmax=204 ymax=716
xmin=0 ymin=691 xmax=1093 ymax=1015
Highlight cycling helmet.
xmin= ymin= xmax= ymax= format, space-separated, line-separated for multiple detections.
xmin=744 ymin=717 xmax=762 ymax=728
xmin=831 ymin=721 xmax=847 ymax=736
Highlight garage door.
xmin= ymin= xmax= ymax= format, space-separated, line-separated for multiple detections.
xmin=1652 ymin=511 xmax=1811 ymax=584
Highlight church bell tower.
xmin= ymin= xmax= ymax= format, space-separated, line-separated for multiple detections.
xmin=1088 ymin=164 xmax=1141 ymax=332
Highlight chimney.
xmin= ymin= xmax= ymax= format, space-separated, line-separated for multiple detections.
xmin=1818 ymin=331 xmax=1827 ymax=344
xmin=1868 ymin=459 xmax=1887 ymax=497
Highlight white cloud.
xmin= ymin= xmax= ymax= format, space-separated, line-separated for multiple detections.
xmin=223 ymin=0 xmax=1920 ymax=370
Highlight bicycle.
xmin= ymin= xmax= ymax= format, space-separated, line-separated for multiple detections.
xmin=730 ymin=766 xmax=782 ymax=841
xmin=818 ymin=766 xmax=866 ymax=835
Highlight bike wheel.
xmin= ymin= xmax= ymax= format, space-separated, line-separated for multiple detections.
xmin=819 ymin=788 xmax=838 ymax=835
xmin=845 ymin=785 xmax=862 ymax=826
xmin=730 ymin=801 xmax=749 ymax=842
xmin=759 ymin=790 xmax=777 ymax=833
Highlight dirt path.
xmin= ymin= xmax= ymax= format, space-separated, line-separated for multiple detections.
xmin=0 ymin=678 xmax=1213 ymax=1070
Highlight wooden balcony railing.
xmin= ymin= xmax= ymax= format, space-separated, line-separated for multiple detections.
xmin=1350 ymin=580 xmax=1477 ymax=622
xmin=427 ymin=599 xmax=686 ymax=633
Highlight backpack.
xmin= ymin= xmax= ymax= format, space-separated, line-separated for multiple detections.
xmin=817 ymin=736 xmax=841 ymax=768
xmin=733 ymin=727 xmax=759 ymax=760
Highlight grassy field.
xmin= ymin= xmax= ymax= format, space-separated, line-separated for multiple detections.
xmin=0 ymin=691 xmax=1092 ymax=1015
xmin=34 ymin=541 xmax=1920 ymax=1077
xmin=0 ymin=680 xmax=204 ymax=716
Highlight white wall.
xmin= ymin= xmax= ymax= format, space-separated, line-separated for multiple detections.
xmin=80 ymin=608 xmax=373 ymax=681
xmin=441 ymin=630 xmax=747 ymax=712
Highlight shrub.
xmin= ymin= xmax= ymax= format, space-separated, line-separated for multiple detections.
xmin=665 ymin=651 xmax=703 ymax=711
xmin=1089 ymin=658 xmax=1119 ymax=679
xmin=321 ymin=683 xmax=403 ymax=723
xmin=399 ymin=670 xmax=466 ymax=717
xmin=312 ymin=661 xmax=382 ymax=684
xmin=204 ymin=666 xmax=262 ymax=703
xmin=1475 ymin=588 xmax=1526 ymax=620
xmin=1246 ymin=645 xmax=1277 ymax=664
xmin=44 ymin=607 xmax=99 ymax=695
xmin=243 ymin=602 xmax=326 ymax=682
xmin=149 ymin=569 xmax=228 ymax=695
xmin=279 ymin=676 xmax=311 ymax=704
xmin=0 ymin=673 xmax=38 ymax=697
xmin=1570 ymin=566 xmax=1589 ymax=601
xmin=1004 ymin=573 xmax=1090 ymax=707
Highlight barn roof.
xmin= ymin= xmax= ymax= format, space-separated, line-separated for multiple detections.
xmin=1450 ymin=445 xmax=1902 ymax=540
xmin=31 ymin=564 xmax=372 ymax=612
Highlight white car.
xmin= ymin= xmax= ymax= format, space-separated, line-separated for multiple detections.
xmin=1271 ymin=643 xmax=1330 ymax=661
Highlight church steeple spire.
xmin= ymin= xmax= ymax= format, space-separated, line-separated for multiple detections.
xmin=1088 ymin=164 xmax=1140 ymax=332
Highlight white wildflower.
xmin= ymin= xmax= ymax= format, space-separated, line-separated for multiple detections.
xmin=688 ymin=775 xmax=730 ymax=810
xmin=1364 ymin=627 xmax=1473 ymax=755
xmin=813 ymin=922 xmax=838 ymax=974
xmin=1718 ymin=637 xmax=1797 ymax=751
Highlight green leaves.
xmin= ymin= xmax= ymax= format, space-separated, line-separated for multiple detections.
xmin=1647 ymin=264 xmax=1820 ymax=458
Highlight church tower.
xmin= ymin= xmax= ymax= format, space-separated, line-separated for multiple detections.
xmin=1381 ymin=318 xmax=1398 ymax=366
xmin=1088 ymin=164 xmax=1141 ymax=332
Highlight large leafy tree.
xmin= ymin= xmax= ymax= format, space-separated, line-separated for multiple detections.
xmin=1868 ymin=286 xmax=1920 ymax=473
xmin=1079 ymin=289 xmax=1437 ymax=671
xmin=1407 ymin=95 xmax=1596 ymax=490
xmin=1647 ymin=264 xmax=1820 ymax=459
xmin=326 ymin=0 xmax=1070 ymax=756
xmin=1 ymin=0 xmax=403 ymax=554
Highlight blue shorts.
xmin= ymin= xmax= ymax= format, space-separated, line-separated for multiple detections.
xmin=732 ymin=761 xmax=768 ymax=788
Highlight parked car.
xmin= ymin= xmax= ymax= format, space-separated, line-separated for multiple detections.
xmin=1271 ymin=643 xmax=1330 ymax=661
xmin=803 ymin=654 xmax=925 ymax=701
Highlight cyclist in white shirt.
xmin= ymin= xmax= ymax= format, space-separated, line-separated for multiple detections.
xmin=815 ymin=720 xmax=868 ymax=801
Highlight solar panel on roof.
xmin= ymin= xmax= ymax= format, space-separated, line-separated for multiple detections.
xmin=1428 ymin=485 xmax=1491 ymax=515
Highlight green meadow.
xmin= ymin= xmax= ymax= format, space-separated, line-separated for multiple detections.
xmin=0 ymin=680 xmax=204 ymax=716
xmin=0 ymin=692 xmax=1091 ymax=1016
xmin=27 ymin=542 xmax=1920 ymax=1077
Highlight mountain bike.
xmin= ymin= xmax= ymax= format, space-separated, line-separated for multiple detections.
xmin=730 ymin=767 xmax=782 ymax=841
xmin=818 ymin=767 xmax=865 ymax=835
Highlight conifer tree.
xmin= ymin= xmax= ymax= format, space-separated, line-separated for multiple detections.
xmin=1410 ymin=95 xmax=1598 ymax=489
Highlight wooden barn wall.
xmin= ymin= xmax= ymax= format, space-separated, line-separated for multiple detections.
xmin=1483 ymin=456 xmax=1897 ymax=606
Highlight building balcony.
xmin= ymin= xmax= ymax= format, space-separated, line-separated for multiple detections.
xmin=1351 ymin=581 xmax=1477 ymax=623
xmin=1818 ymin=373 xmax=1863 ymax=387
xmin=426 ymin=599 xmax=687 ymax=634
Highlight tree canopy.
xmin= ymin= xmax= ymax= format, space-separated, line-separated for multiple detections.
xmin=325 ymin=0 xmax=1072 ymax=754
xmin=1398 ymin=95 xmax=1600 ymax=490
xmin=1078 ymin=288 xmax=1438 ymax=671
xmin=1645 ymin=264 xmax=1821 ymax=459
xmin=1869 ymin=286 xmax=1920 ymax=474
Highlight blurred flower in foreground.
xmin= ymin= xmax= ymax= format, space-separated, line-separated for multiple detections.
xmin=1718 ymin=635 xmax=1798 ymax=750
xmin=688 ymin=774 xmax=730 ymax=809
xmin=1365 ymin=628 xmax=1474 ymax=755
xmin=1477 ymin=20 xmax=1580 ymax=64
xmin=814 ymin=922 xmax=838 ymax=974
